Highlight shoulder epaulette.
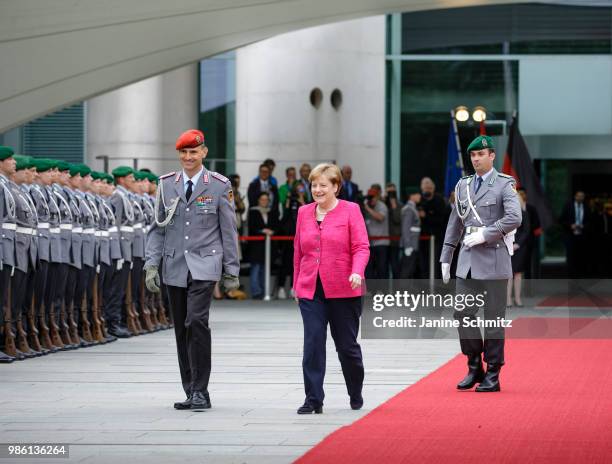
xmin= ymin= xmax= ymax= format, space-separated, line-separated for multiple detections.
xmin=460 ymin=175 xmax=473 ymax=180
xmin=497 ymin=173 xmax=514 ymax=180
xmin=159 ymin=171 xmax=176 ymax=180
xmin=210 ymin=171 xmax=229 ymax=183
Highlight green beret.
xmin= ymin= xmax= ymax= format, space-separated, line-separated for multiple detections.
xmin=104 ymin=174 xmax=114 ymax=184
xmin=14 ymin=155 xmax=34 ymax=171
xmin=134 ymin=170 xmax=148 ymax=181
xmin=34 ymin=158 xmax=55 ymax=173
xmin=466 ymin=135 xmax=495 ymax=153
xmin=56 ymin=160 xmax=70 ymax=172
xmin=0 ymin=146 xmax=14 ymax=161
xmin=90 ymin=171 xmax=102 ymax=181
xmin=147 ymin=172 xmax=158 ymax=184
xmin=405 ymin=186 xmax=420 ymax=195
xmin=79 ymin=164 xmax=92 ymax=177
xmin=69 ymin=163 xmax=82 ymax=177
xmin=112 ymin=166 xmax=134 ymax=178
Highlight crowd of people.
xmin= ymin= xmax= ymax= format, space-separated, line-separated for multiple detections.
xmin=226 ymin=158 xmax=544 ymax=301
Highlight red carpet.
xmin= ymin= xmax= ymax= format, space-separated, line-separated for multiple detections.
xmin=296 ymin=321 xmax=612 ymax=464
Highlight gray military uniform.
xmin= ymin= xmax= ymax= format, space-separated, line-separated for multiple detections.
xmin=440 ymin=169 xmax=522 ymax=279
xmin=400 ymin=201 xmax=421 ymax=251
xmin=111 ymin=185 xmax=135 ymax=263
xmin=440 ymin=168 xmax=522 ymax=367
xmin=145 ymin=166 xmax=239 ymax=398
xmin=146 ymin=168 xmax=240 ymax=287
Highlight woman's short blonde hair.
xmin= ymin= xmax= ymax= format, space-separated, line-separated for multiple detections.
xmin=309 ymin=163 xmax=343 ymax=196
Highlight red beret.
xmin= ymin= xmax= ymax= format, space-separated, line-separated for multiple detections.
xmin=175 ymin=129 xmax=205 ymax=150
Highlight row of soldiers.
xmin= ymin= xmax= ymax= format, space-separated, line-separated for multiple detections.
xmin=0 ymin=145 xmax=173 ymax=363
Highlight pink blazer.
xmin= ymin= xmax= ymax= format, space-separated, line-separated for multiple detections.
xmin=293 ymin=200 xmax=370 ymax=299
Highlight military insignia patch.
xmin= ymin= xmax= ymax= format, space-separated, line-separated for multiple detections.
xmin=228 ymin=190 xmax=234 ymax=202
xmin=482 ymin=138 xmax=488 ymax=147
xmin=196 ymin=195 xmax=214 ymax=207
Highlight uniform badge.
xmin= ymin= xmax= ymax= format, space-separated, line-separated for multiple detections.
xmin=196 ymin=195 xmax=213 ymax=207
xmin=228 ymin=190 xmax=234 ymax=202
xmin=482 ymin=138 xmax=488 ymax=147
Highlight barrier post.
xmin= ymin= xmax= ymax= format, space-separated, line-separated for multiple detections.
xmin=264 ymin=235 xmax=272 ymax=301
xmin=429 ymin=235 xmax=435 ymax=287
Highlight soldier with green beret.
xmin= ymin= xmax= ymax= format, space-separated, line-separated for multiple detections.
xmin=106 ymin=166 xmax=136 ymax=338
xmin=441 ymin=134 xmax=522 ymax=392
xmin=0 ymin=146 xmax=17 ymax=362
xmin=400 ymin=186 xmax=422 ymax=278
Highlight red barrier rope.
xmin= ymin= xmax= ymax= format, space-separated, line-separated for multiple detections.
xmin=238 ymin=235 xmax=431 ymax=241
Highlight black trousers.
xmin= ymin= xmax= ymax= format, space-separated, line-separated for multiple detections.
xmin=298 ymin=276 xmax=364 ymax=407
xmin=65 ymin=266 xmax=79 ymax=315
xmin=99 ymin=263 xmax=113 ymax=323
xmin=400 ymin=253 xmax=418 ymax=279
xmin=34 ymin=260 xmax=49 ymax=323
xmin=0 ymin=267 xmax=10 ymax=326
xmin=131 ymin=257 xmax=144 ymax=312
xmin=166 ymin=275 xmax=215 ymax=395
xmin=388 ymin=245 xmax=402 ymax=279
xmin=454 ymin=277 xmax=507 ymax=366
xmin=74 ymin=265 xmax=95 ymax=332
xmin=106 ymin=260 xmax=130 ymax=326
xmin=10 ymin=268 xmax=29 ymax=324
xmin=46 ymin=262 xmax=67 ymax=326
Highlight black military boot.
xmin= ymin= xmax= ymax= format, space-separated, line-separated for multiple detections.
xmin=457 ymin=354 xmax=485 ymax=390
xmin=173 ymin=393 xmax=192 ymax=410
xmin=475 ymin=364 xmax=501 ymax=392
xmin=190 ymin=391 xmax=211 ymax=410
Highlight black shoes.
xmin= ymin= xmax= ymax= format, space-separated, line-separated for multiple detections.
xmin=297 ymin=403 xmax=323 ymax=414
xmin=475 ymin=365 xmax=501 ymax=392
xmin=350 ymin=394 xmax=364 ymax=410
xmin=457 ymin=355 xmax=486 ymax=390
xmin=190 ymin=391 xmax=211 ymax=410
xmin=174 ymin=394 xmax=192 ymax=410
xmin=108 ymin=325 xmax=131 ymax=338
xmin=0 ymin=350 xmax=15 ymax=363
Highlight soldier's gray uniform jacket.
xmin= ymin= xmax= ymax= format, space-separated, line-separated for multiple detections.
xmin=63 ymin=186 xmax=83 ymax=270
xmin=77 ymin=190 xmax=97 ymax=268
xmin=145 ymin=168 xmax=240 ymax=288
xmin=400 ymin=200 xmax=421 ymax=251
xmin=19 ymin=185 xmax=38 ymax=269
xmin=7 ymin=180 xmax=36 ymax=273
xmin=101 ymin=196 xmax=122 ymax=262
xmin=49 ymin=184 xmax=72 ymax=264
xmin=30 ymin=183 xmax=56 ymax=263
xmin=131 ymin=192 xmax=146 ymax=259
xmin=0 ymin=173 xmax=16 ymax=268
xmin=440 ymin=169 xmax=522 ymax=280
xmin=111 ymin=185 xmax=135 ymax=262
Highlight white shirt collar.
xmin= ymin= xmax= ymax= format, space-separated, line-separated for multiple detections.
xmin=183 ymin=166 xmax=204 ymax=190
xmin=477 ymin=168 xmax=494 ymax=183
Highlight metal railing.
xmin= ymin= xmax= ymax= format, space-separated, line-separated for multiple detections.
xmin=239 ymin=234 xmax=436 ymax=300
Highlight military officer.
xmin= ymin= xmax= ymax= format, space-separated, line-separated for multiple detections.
xmin=400 ymin=186 xmax=422 ymax=278
xmin=0 ymin=146 xmax=18 ymax=362
xmin=145 ymin=129 xmax=240 ymax=410
xmin=108 ymin=166 xmax=137 ymax=337
xmin=440 ymin=135 xmax=522 ymax=392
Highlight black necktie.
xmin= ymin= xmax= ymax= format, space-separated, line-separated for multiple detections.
xmin=474 ymin=176 xmax=483 ymax=195
xmin=186 ymin=180 xmax=193 ymax=201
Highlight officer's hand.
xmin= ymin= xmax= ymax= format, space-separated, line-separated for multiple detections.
xmin=0 ymin=261 xmax=3 ymax=271
xmin=349 ymin=273 xmax=362 ymax=289
xmin=221 ymin=274 xmax=240 ymax=292
xmin=441 ymin=263 xmax=451 ymax=284
xmin=404 ymin=247 xmax=413 ymax=257
xmin=116 ymin=259 xmax=124 ymax=271
xmin=96 ymin=264 xmax=100 ymax=274
xmin=463 ymin=229 xmax=485 ymax=248
xmin=145 ymin=266 xmax=161 ymax=293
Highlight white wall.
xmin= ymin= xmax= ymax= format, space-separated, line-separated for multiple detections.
xmin=235 ymin=16 xmax=386 ymax=200
xmin=87 ymin=64 xmax=198 ymax=175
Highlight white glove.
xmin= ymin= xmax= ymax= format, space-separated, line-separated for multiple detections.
xmin=116 ymin=259 xmax=124 ymax=271
xmin=96 ymin=264 xmax=100 ymax=274
xmin=130 ymin=261 xmax=134 ymax=270
xmin=404 ymin=247 xmax=413 ymax=257
xmin=441 ymin=263 xmax=451 ymax=284
xmin=463 ymin=229 xmax=485 ymax=248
